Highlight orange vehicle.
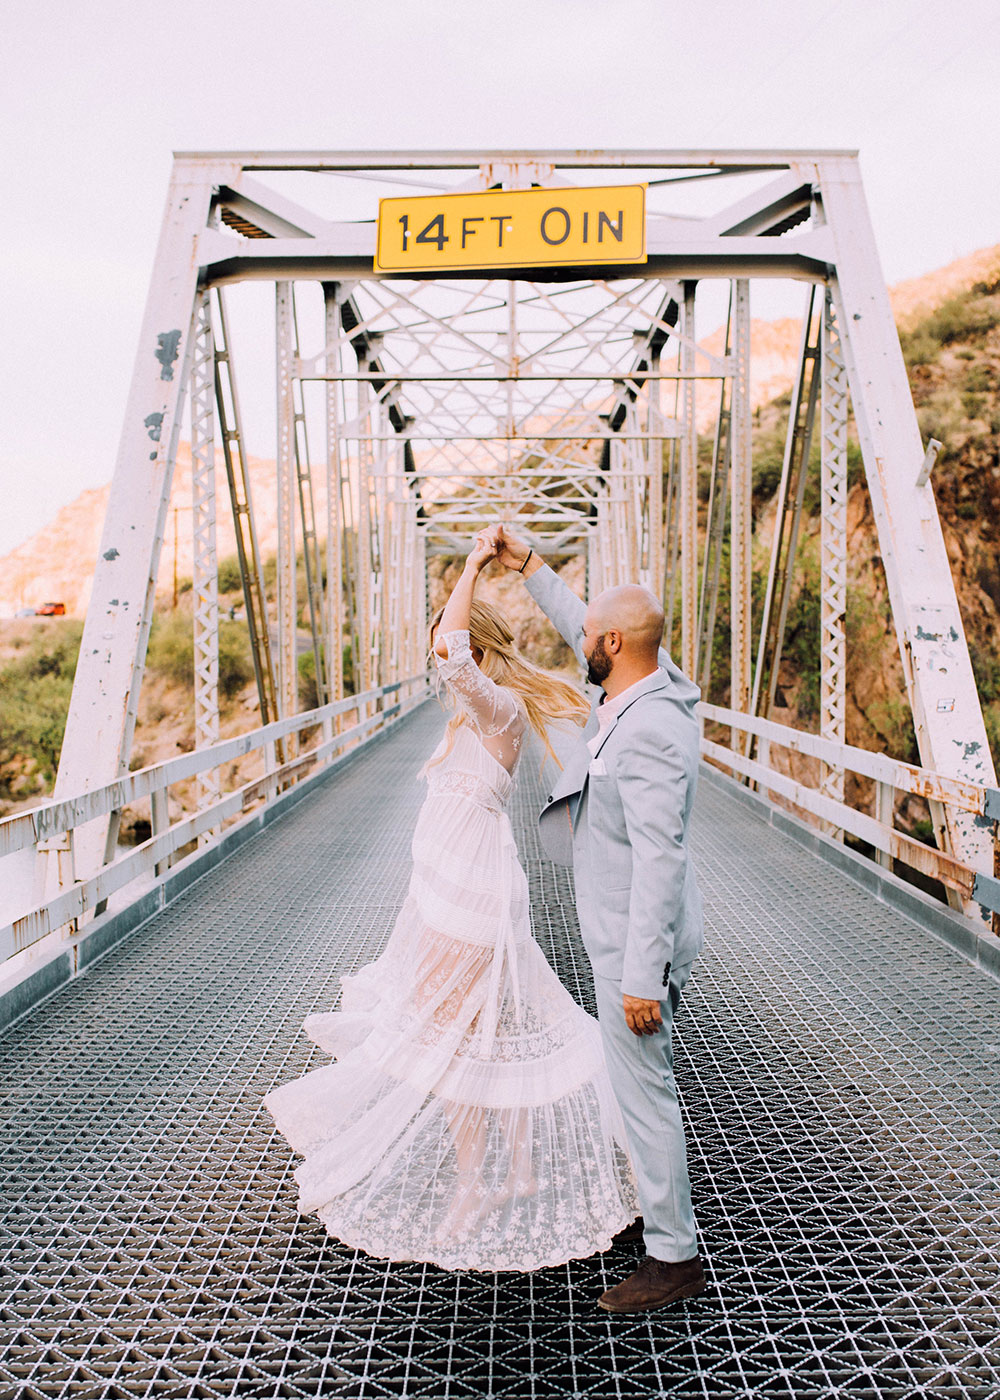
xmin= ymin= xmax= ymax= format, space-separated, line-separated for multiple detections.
xmin=37 ymin=601 xmax=66 ymax=616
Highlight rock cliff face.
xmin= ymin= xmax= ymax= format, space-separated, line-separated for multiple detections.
xmin=0 ymin=444 xmax=336 ymax=619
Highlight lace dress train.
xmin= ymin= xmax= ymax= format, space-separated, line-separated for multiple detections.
xmin=262 ymin=629 xmax=639 ymax=1271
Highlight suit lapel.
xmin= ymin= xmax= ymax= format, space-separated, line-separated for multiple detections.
xmin=589 ymin=713 xmax=619 ymax=760
xmin=544 ymin=670 xmax=672 ymax=810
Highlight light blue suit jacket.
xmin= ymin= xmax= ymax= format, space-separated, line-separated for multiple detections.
xmin=525 ymin=564 xmax=704 ymax=1000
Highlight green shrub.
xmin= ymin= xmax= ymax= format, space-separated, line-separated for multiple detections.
xmin=963 ymin=362 xmax=992 ymax=393
xmin=218 ymin=622 xmax=254 ymax=698
xmin=751 ymin=423 xmax=786 ymax=508
xmin=984 ymin=701 xmax=1000 ymax=772
xmin=217 ymin=554 xmax=243 ymax=594
xmin=0 ymin=621 xmax=83 ymax=787
xmin=146 ymin=613 xmax=194 ymax=687
xmin=865 ymin=693 xmax=917 ymax=761
xmin=782 ymin=542 xmax=821 ymax=719
xmin=847 ymin=440 xmax=866 ymax=490
xmin=899 ymin=327 xmax=939 ymax=367
xmin=926 ymin=291 xmax=1000 ymax=346
xmin=146 ymin=614 xmax=252 ymax=698
xmin=970 ymin=646 xmax=1000 ymax=704
xmin=298 ymin=651 xmax=320 ymax=711
xmin=846 ymin=584 xmax=889 ymax=673
xmin=899 ymin=287 xmax=1000 ymax=365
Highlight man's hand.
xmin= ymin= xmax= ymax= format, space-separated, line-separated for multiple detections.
xmin=494 ymin=524 xmax=542 ymax=576
xmin=623 ymin=995 xmax=663 ymax=1037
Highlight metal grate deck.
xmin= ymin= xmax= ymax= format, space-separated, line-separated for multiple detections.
xmin=2 ymin=701 xmax=999 ymax=1398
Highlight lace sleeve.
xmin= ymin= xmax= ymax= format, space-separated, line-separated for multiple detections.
xmin=435 ymin=629 xmax=521 ymax=738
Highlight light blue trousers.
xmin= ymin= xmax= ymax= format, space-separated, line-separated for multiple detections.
xmin=593 ymin=964 xmax=699 ymax=1262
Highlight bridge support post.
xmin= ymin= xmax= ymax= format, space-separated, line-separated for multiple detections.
xmin=821 ymin=156 xmax=997 ymax=881
xmin=730 ymin=279 xmax=752 ymax=748
xmin=356 ymin=368 xmax=375 ymax=706
xmin=647 ymin=344 xmax=664 ymax=598
xmin=48 ymin=158 xmax=221 ymax=889
xmin=819 ymin=289 xmax=848 ymax=837
xmin=323 ymin=285 xmax=345 ymax=714
xmin=275 ymin=282 xmax=298 ymax=729
xmin=680 ymin=281 xmax=698 ymax=678
xmin=190 ymin=290 xmax=220 ymax=835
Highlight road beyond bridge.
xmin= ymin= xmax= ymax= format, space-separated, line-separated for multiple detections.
xmin=2 ymin=702 xmax=999 ymax=1399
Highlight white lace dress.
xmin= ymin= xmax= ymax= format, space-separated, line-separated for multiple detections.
xmin=262 ymin=628 xmax=639 ymax=1271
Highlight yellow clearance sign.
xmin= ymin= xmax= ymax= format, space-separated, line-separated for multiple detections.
xmin=375 ymin=185 xmax=646 ymax=273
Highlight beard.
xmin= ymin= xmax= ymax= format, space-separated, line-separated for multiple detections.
xmin=585 ymin=634 xmax=612 ymax=687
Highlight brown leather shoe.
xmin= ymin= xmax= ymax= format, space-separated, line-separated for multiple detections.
xmin=598 ymin=1254 xmax=706 ymax=1313
xmin=609 ymin=1216 xmax=645 ymax=1247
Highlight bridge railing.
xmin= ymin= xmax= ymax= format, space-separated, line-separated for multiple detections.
xmin=699 ymin=702 xmax=1000 ymax=925
xmin=0 ymin=675 xmax=432 ymax=965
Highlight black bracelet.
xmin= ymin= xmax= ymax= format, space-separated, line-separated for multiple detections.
xmin=517 ymin=548 xmax=533 ymax=574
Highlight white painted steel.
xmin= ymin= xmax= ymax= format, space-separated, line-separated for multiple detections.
xmin=189 ymin=291 xmax=221 ymax=832
xmin=730 ymin=280 xmax=752 ymax=744
xmin=53 ymin=150 xmax=997 ymax=941
xmin=820 ymin=291 xmax=848 ymax=828
xmin=819 ymin=157 xmax=996 ymax=879
xmin=324 ymin=286 xmax=345 ymax=707
xmin=699 ymin=737 xmax=996 ymax=909
xmin=51 ymin=160 xmax=222 ymax=889
xmin=275 ymin=283 xmax=298 ymax=723
xmin=699 ymin=702 xmax=1000 ymax=816
xmin=680 ymin=282 xmax=698 ymax=677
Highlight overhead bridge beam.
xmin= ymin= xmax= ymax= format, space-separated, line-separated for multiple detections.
xmin=178 ymin=147 xmax=857 ymax=170
xmin=197 ymin=231 xmax=833 ymax=287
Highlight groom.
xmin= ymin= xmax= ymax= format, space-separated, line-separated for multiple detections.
xmin=494 ymin=526 xmax=706 ymax=1313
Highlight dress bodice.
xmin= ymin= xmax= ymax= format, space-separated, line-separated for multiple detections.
xmin=424 ymin=726 xmax=514 ymax=813
xmin=422 ymin=629 xmax=527 ymax=815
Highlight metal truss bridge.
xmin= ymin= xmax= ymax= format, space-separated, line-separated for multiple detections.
xmin=2 ymin=704 xmax=1000 ymax=1398
xmin=2 ymin=151 xmax=1000 ymax=1397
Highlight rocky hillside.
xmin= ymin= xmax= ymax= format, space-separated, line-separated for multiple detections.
xmin=733 ymin=253 xmax=1000 ymax=840
xmin=0 ymin=444 xmax=330 ymax=619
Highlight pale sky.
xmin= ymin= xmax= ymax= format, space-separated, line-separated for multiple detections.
xmin=2 ymin=0 xmax=999 ymax=556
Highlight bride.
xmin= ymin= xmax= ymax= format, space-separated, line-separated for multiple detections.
xmin=263 ymin=529 xmax=639 ymax=1271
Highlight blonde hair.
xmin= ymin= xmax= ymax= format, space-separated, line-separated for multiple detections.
xmin=428 ymin=598 xmax=589 ymax=767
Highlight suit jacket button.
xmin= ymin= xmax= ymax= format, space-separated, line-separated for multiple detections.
xmin=662 ymin=959 xmax=672 ymax=986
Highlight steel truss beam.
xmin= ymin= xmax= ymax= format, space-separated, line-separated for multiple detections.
xmin=55 ymin=149 xmax=996 ymax=905
xmin=752 ymin=287 xmax=822 ymax=723
xmin=190 ymin=292 xmax=220 ymax=830
xmin=820 ymin=156 xmax=995 ymax=886
xmin=275 ymin=284 xmax=298 ymax=724
xmin=49 ymin=159 xmax=220 ymax=888
xmin=820 ymin=291 xmax=848 ymax=832
xmin=729 ymin=280 xmax=752 ymax=747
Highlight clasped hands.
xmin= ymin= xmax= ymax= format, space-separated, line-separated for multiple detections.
xmin=466 ymin=524 xmax=531 ymax=574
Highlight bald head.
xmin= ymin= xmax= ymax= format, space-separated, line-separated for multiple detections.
xmin=581 ymin=583 xmax=665 ymax=693
xmin=588 ymin=585 xmax=664 ymax=654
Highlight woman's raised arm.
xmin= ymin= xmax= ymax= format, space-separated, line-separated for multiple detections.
xmin=433 ymin=531 xmax=521 ymax=742
xmin=433 ymin=530 xmax=497 ymax=656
